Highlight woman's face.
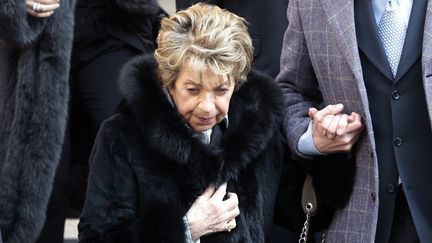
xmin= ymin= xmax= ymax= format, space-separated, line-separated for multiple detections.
xmin=169 ymin=65 xmax=235 ymax=132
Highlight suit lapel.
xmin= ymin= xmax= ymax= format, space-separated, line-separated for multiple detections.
xmin=395 ymin=0 xmax=428 ymax=82
xmin=422 ymin=0 xmax=432 ymax=125
xmin=355 ymin=0 xmax=394 ymax=80
xmin=320 ymin=0 xmax=363 ymax=86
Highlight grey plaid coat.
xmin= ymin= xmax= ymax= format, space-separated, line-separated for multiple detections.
xmin=277 ymin=0 xmax=432 ymax=242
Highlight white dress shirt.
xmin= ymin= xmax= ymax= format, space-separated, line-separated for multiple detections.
xmin=371 ymin=0 xmax=413 ymax=26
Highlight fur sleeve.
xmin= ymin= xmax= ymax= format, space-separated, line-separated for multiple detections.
xmin=78 ymin=117 xmax=189 ymax=243
xmin=78 ymin=119 xmax=139 ymax=242
xmin=0 ymin=0 xmax=47 ymax=46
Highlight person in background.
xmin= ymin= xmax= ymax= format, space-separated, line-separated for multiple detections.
xmin=176 ymin=0 xmax=288 ymax=79
xmin=67 ymin=0 xmax=165 ymax=219
xmin=0 ymin=0 xmax=74 ymax=242
xmin=277 ymin=0 xmax=432 ymax=242
xmin=37 ymin=0 xmax=166 ymax=242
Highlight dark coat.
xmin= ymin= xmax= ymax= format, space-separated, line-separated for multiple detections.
xmin=0 ymin=1 xmax=161 ymax=242
xmin=78 ymin=55 xmax=356 ymax=243
xmin=78 ymin=55 xmax=288 ymax=243
xmin=0 ymin=1 xmax=75 ymax=242
xmin=176 ymin=0 xmax=289 ymax=78
xmin=106 ymin=0 xmax=166 ymax=52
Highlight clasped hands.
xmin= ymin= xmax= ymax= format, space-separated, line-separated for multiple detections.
xmin=186 ymin=183 xmax=239 ymax=240
xmin=25 ymin=0 xmax=60 ymax=18
xmin=310 ymin=104 xmax=364 ymax=154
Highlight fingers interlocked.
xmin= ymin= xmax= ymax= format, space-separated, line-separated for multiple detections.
xmin=309 ymin=104 xmax=364 ymax=154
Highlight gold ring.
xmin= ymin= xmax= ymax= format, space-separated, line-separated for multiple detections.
xmin=225 ymin=221 xmax=232 ymax=232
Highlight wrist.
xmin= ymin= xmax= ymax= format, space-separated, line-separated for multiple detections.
xmin=186 ymin=214 xmax=205 ymax=240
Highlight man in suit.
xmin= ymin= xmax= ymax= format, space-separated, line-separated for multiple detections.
xmin=277 ymin=0 xmax=432 ymax=242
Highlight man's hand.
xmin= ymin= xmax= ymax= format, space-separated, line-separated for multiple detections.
xmin=26 ymin=0 xmax=60 ymax=18
xmin=309 ymin=104 xmax=364 ymax=154
xmin=186 ymin=183 xmax=240 ymax=240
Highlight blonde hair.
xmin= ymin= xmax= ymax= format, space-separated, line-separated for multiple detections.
xmin=155 ymin=3 xmax=253 ymax=89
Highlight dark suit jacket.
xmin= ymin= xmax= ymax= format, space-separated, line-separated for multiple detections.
xmin=176 ymin=0 xmax=289 ymax=78
xmin=355 ymin=1 xmax=432 ymax=242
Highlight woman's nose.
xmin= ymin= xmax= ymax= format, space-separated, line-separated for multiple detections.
xmin=198 ymin=96 xmax=215 ymax=112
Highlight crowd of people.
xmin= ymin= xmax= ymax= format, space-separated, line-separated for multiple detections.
xmin=1 ymin=0 xmax=431 ymax=243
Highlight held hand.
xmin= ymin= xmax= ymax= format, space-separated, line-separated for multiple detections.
xmin=309 ymin=104 xmax=364 ymax=154
xmin=186 ymin=183 xmax=240 ymax=240
xmin=25 ymin=0 xmax=60 ymax=18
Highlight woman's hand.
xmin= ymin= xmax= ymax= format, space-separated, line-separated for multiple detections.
xmin=25 ymin=0 xmax=60 ymax=18
xmin=186 ymin=183 xmax=240 ymax=240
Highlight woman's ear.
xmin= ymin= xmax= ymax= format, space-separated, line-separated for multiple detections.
xmin=167 ymin=83 xmax=175 ymax=96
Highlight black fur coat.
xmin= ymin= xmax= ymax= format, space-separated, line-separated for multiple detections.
xmin=78 ymin=56 xmax=356 ymax=242
xmin=0 ymin=1 xmax=160 ymax=242
xmin=0 ymin=1 xmax=75 ymax=242
xmin=78 ymin=55 xmax=288 ymax=243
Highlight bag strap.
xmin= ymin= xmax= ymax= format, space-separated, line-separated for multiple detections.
xmin=299 ymin=173 xmax=317 ymax=243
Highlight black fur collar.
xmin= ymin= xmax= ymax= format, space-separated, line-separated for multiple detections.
xmin=118 ymin=55 xmax=283 ymax=184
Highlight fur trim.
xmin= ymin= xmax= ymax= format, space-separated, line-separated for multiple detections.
xmin=0 ymin=0 xmax=75 ymax=242
xmin=118 ymin=55 xmax=283 ymax=187
xmin=78 ymin=54 xmax=286 ymax=242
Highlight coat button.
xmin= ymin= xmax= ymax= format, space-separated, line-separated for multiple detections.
xmin=393 ymin=137 xmax=403 ymax=147
xmin=392 ymin=90 xmax=401 ymax=100
xmin=386 ymin=184 xmax=395 ymax=193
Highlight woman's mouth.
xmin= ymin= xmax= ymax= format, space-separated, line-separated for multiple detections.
xmin=196 ymin=116 xmax=215 ymax=125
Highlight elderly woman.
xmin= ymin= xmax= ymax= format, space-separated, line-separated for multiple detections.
xmin=77 ymin=3 xmax=359 ymax=243
xmin=78 ymin=3 xmax=289 ymax=242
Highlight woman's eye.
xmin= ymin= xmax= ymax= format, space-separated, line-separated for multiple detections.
xmin=187 ymin=88 xmax=199 ymax=94
xmin=216 ymin=88 xmax=228 ymax=95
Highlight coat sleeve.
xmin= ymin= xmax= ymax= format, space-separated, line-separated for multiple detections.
xmin=78 ymin=118 xmax=189 ymax=243
xmin=78 ymin=119 xmax=139 ymax=243
xmin=0 ymin=0 xmax=48 ymax=46
xmin=276 ymin=0 xmax=324 ymax=159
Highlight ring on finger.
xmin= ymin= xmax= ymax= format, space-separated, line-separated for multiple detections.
xmin=33 ymin=2 xmax=41 ymax=13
